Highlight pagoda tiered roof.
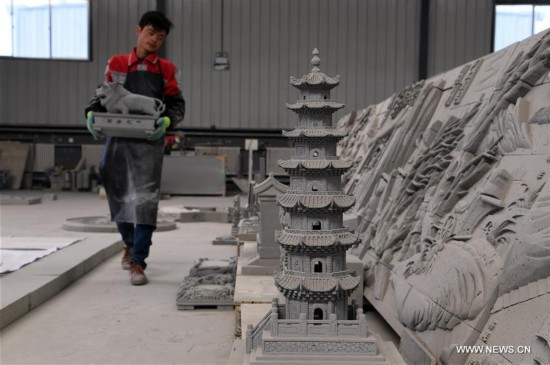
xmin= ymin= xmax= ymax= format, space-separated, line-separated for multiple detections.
xmin=290 ymin=74 xmax=340 ymax=90
xmin=282 ymin=128 xmax=348 ymax=138
xmin=278 ymin=159 xmax=352 ymax=172
xmin=289 ymin=48 xmax=340 ymax=90
xmin=275 ymin=230 xmax=359 ymax=248
xmin=277 ymin=193 xmax=355 ymax=210
xmin=286 ymin=100 xmax=344 ymax=113
xmin=274 ymin=271 xmax=360 ymax=292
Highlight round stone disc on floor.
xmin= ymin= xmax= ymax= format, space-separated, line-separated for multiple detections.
xmin=62 ymin=216 xmax=177 ymax=232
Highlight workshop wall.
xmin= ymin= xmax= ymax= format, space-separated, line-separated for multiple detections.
xmin=0 ymin=0 xmax=492 ymax=130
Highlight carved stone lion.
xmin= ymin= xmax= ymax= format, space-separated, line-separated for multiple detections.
xmin=96 ymin=82 xmax=165 ymax=117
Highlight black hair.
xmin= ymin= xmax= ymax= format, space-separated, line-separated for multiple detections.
xmin=139 ymin=11 xmax=173 ymax=35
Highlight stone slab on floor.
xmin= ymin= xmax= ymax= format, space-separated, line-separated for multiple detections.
xmin=235 ymin=242 xmax=278 ymax=305
xmin=0 ymin=195 xmax=42 ymax=205
xmin=236 ymin=303 xmax=272 ymax=339
xmin=229 ymin=338 xmax=247 ymax=365
xmin=0 ymin=235 xmax=123 ymax=330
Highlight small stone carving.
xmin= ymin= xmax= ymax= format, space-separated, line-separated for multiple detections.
xmin=212 ymin=196 xmax=241 ymax=245
xmin=231 ymin=196 xmax=242 ymax=236
xmin=238 ymin=216 xmax=259 ymax=241
xmin=96 ymin=82 xmax=165 ymax=117
xmin=242 ymin=173 xmax=289 ymax=275
xmin=176 ymin=257 xmax=237 ymax=310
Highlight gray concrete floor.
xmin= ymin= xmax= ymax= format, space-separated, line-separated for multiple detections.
xmin=1 ymin=191 xmax=242 ymax=365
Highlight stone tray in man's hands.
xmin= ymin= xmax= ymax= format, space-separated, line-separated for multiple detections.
xmin=93 ymin=112 xmax=157 ymax=139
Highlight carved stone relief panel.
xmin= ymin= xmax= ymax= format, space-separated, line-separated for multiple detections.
xmin=444 ymin=59 xmax=483 ymax=107
xmin=337 ymin=29 xmax=550 ymax=364
xmin=458 ymin=44 xmax=517 ymax=106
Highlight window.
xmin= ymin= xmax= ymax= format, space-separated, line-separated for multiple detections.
xmin=312 ymin=220 xmax=321 ymax=230
xmin=494 ymin=3 xmax=550 ymax=51
xmin=313 ymin=260 xmax=323 ymax=273
xmin=0 ymin=0 xmax=89 ymax=60
xmin=313 ymin=308 xmax=324 ymax=320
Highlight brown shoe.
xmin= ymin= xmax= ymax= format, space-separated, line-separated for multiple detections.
xmin=121 ymin=247 xmax=131 ymax=270
xmin=130 ymin=264 xmax=148 ymax=285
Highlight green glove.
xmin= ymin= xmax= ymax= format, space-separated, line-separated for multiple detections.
xmin=86 ymin=111 xmax=101 ymax=139
xmin=149 ymin=116 xmax=171 ymax=141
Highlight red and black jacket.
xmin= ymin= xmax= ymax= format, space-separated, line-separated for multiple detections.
xmin=86 ymin=47 xmax=185 ymax=127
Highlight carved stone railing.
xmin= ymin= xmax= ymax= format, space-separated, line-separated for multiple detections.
xmin=272 ymin=309 xmax=367 ymax=338
xmin=245 ymin=302 xmax=273 ymax=354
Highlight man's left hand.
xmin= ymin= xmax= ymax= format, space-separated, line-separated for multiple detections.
xmin=149 ymin=116 xmax=171 ymax=141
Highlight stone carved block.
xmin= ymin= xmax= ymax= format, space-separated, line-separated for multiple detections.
xmin=176 ymin=257 xmax=237 ymax=310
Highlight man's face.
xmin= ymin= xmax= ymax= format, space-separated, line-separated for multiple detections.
xmin=135 ymin=24 xmax=167 ymax=56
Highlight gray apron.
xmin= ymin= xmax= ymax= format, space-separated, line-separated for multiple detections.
xmin=99 ymin=60 xmax=165 ymax=226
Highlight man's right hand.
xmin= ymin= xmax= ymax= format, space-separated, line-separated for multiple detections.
xmin=86 ymin=111 xmax=101 ymax=139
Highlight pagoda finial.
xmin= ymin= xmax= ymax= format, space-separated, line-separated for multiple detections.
xmin=311 ymin=48 xmax=321 ymax=72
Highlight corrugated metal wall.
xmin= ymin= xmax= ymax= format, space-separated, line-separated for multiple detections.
xmin=166 ymin=0 xmax=421 ymax=129
xmin=30 ymin=143 xmax=55 ymax=172
xmin=0 ymin=0 xmax=492 ymax=130
xmin=427 ymin=0 xmax=493 ymax=77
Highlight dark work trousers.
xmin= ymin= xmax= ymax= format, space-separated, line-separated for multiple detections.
xmin=116 ymin=222 xmax=156 ymax=269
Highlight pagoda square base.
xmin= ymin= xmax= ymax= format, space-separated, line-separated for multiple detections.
xmin=261 ymin=332 xmax=378 ymax=354
xmin=241 ymin=333 xmax=405 ymax=365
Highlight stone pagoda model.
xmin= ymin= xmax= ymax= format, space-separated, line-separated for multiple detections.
xmin=244 ymin=49 xmax=401 ymax=364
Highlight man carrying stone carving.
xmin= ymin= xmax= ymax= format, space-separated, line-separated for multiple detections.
xmin=84 ymin=11 xmax=185 ymax=285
